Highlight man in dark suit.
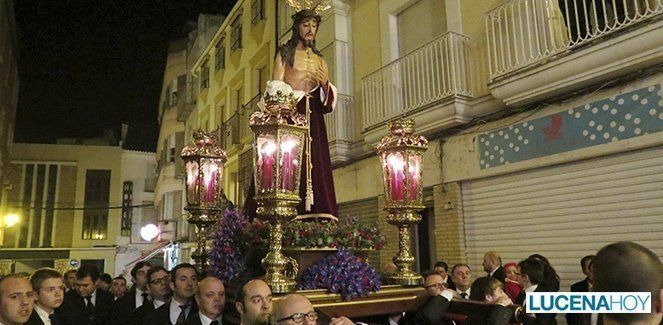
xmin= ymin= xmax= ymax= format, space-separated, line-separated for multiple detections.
xmin=143 ymin=263 xmax=198 ymax=325
xmin=515 ymin=258 xmax=556 ymax=325
xmin=113 ymin=261 xmax=152 ymax=324
xmin=183 ymin=275 xmax=225 ymax=325
xmin=392 ymin=270 xmax=455 ymax=324
xmin=566 ymin=255 xmax=594 ymax=325
xmin=434 ymin=261 xmax=455 ymax=290
xmin=56 ymin=264 xmax=114 ymax=325
xmin=129 ymin=265 xmax=171 ymax=325
xmin=28 ymin=268 xmax=66 ymax=325
xmin=483 ymin=251 xmax=506 ymax=284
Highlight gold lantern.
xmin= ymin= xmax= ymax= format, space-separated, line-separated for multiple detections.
xmin=180 ymin=129 xmax=227 ymax=271
xmin=250 ymin=88 xmax=305 ymax=293
xmin=376 ymin=119 xmax=428 ymax=286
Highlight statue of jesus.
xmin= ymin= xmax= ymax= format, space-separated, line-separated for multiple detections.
xmin=245 ymin=8 xmax=338 ymax=218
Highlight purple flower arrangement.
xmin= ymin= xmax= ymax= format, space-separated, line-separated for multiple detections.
xmin=209 ymin=209 xmax=248 ymax=282
xmin=299 ymin=248 xmax=382 ymax=300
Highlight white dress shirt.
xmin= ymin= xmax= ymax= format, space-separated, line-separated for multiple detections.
xmin=134 ymin=288 xmax=147 ymax=309
xmin=456 ymin=288 xmax=471 ymax=299
xmin=34 ymin=304 xmax=53 ymax=325
xmin=169 ymin=298 xmax=193 ymax=324
xmin=199 ymin=311 xmax=223 ymax=325
xmin=153 ymin=298 xmax=166 ymax=309
xmin=85 ymin=290 xmax=97 ymax=306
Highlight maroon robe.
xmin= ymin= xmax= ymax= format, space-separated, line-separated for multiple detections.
xmin=244 ymin=85 xmax=338 ymax=218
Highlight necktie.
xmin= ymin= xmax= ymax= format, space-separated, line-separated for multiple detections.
xmin=210 ymin=321 xmax=219 ymax=325
xmin=460 ymin=292 xmax=468 ymax=299
xmin=84 ymin=296 xmax=95 ymax=322
xmin=49 ymin=314 xmax=58 ymax=325
xmin=175 ymin=304 xmax=189 ymax=325
xmin=141 ymin=292 xmax=149 ymax=306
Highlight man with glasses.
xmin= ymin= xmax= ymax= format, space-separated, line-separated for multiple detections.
xmin=272 ymin=294 xmax=353 ymax=325
xmin=130 ymin=266 xmax=171 ymax=325
xmin=393 ymin=270 xmax=455 ymax=324
xmin=143 ymin=263 xmax=198 ymax=325
xmin=114 ymin=261 xmax=152 ymax=324
xmin=27 ymin=268 xmax=65 ymax=325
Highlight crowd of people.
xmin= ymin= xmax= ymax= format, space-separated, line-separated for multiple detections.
xmin=0 ymin=241 xmax=660 ymax=325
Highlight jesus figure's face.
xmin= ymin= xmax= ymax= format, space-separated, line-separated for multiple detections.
xmin=298 ymin=18 xmax=317 ymax=47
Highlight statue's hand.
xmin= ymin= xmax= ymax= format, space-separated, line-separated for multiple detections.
xmin=315 ymin=62 xmax=329 ymax=87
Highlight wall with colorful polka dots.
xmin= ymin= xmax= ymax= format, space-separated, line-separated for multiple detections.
xmin=476 ymin=82 xmax=663 ymax=169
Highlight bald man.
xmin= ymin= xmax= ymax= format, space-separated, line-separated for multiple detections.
xmin=272 ymin=294 xmax=353 ymax=325
xmin=235 ymin=279 xmax=272 ymax=325
xmin=0 ymin=274 xmax=35 ymax=325
xmin=184 ymin=275 xmax=225 ymax=325
xmin=483 ymin=251 xmax=506 ymax=284
xmin=592 ymin=241 xmax=662 ymax=325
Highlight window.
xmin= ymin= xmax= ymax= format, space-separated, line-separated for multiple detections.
xmin=166 ymin=134 xmax=176 ymax=163
xmin=251 ymin=0 xmax=266 ymax=25
xmin=200 ymin=60 xmax=210 ymax=90
xmin=168 ymin=77 xmax=178 ymax=106
xmin=230 ymin=12 xmax=243 ymax=52
xmin=83 ymin=170 xmax=111 ymax=240
xmin=215 ymin=37 xmax=226 ymax=70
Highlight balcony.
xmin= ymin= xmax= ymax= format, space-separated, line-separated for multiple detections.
xmin=222 ymin=113 xmax=241 ymax=153
xmin=486 ymin=0 xmax=663 ymax=106
xmin=361 ymin=32 xmax=474 ymax=144
xmin=324 ymin=94 xmax=360 ymax=164
xmin=240 ymin=94 xmax=260 ymax=143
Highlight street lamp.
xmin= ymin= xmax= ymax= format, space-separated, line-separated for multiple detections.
xmin=2 ymin=213 xmax=20 ymax=228
xmin=181 ymin=129 xmax=227 ymax=270
xmin=376 ymin=118 xmax=428 ymax=286
xmin=140 ymin=223 xmax=160 ymax=242
xmin=250 ymin=81 xmax=306 ymax=293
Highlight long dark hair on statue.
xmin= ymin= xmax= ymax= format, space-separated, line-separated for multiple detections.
xmin=277 ymin=9 xmax=323 ymax=67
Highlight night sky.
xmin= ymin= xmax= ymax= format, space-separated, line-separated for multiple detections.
xmin=13 ymin=0 xmax=236 ymax=144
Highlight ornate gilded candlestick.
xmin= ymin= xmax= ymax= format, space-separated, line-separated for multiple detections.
xmin=181 ymin=129 xmax=227 ymax=271
xmin=376 ymin=119 xmax=428 ymax=286
xmin=250 ymin=81 xmax=306 ymax=293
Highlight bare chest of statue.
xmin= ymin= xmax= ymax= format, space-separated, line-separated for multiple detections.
xmin=284 ymin=49 xmax=323 ymax=93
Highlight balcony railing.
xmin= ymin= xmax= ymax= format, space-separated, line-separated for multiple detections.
xmin=486 ymin=0 xmax=663 ymax=80
xmin=240 ymin=94 xmax=260 ymax=141
xmin=222 ymin=113 xmax=240 ymax=149
xmin=361 ymin=31 xmax=472 ymax=131
xmin=324 ymin=94 xmax=358 ymax=143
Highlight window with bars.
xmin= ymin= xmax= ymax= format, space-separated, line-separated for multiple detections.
xmin=82 ymin=170 xmax=111 ymax=240
xmin=230 ymin=12 xmax=243 ymax=52
xmin=215 ymin=37 xmax=226 ymax=70
xmin=200 ymin=59 xmax=210 ymax=90
xmin=251 ymin=0 xmax=266 ymax=25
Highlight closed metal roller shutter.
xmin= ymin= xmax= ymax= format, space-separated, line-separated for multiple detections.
xmin=461 ymin=145 xmax=663 ymax=290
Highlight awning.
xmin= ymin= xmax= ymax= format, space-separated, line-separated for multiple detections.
xmin=124 ymin=240 xmax=171 ymax=269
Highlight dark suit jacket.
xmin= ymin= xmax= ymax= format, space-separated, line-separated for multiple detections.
xmin=26 ymin=309 xmax=65 ymax=325
xmin=114 ymin=288 xmax=151 ymax=324
xmin=464 ymin=305 xmax=513 ymax=325
xmin=516 ymin=286 xmax=557 ymax=325
xmin=182 ymin=313 xmax=203 ymax=325
xmin=129 ymin=300 xmax=157 ymax=325
xmin=113 ymin=288 xmax=135 ymax=324
xmin=491 ymin=266 xmax=507 ymax=284
xmin=570 ymin=278 xmax=589 ymax=293
xmin=566 ymin=278 xmax=591 ymax=325
xmin=399 ymin=295 xmax=452 ymax=325
xmin=142 ymin=299 xmax=198 ymax=325
xmin=56 ymin=288 xmax=115 ymax=325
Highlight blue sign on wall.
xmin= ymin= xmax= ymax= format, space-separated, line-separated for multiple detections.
xmin=477 ymin=83 xmax=663 ymax=169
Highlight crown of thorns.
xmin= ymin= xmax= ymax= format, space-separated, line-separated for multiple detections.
xmin=284 ymin=0 xmax=332 ymax=14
